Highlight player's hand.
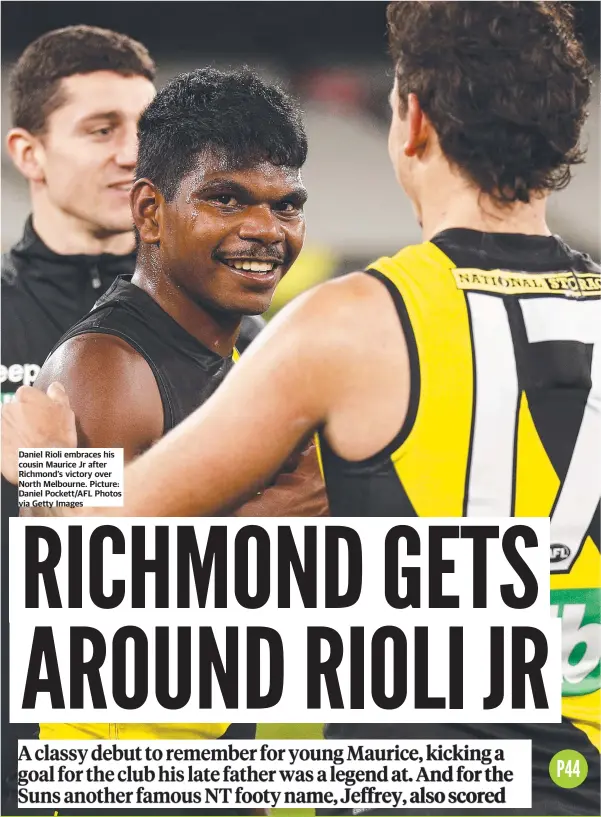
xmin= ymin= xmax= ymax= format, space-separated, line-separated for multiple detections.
xmin=1 ymin=383 xmax=77 ymax=484
xmin=233 ymin=441 xmax=329 ymax=517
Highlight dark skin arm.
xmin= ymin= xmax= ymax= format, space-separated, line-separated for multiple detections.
xmin=232 ymin=439 xmax=327 ymax=517
xmin=33 ymin=338 xmax=272 ymax=816
xmin=34 ymin=333 xmax=163 ymax=461
xmin=2 ymin=273 xmax=407 ymax=516
xmin=30 ymin=333 xmax=328 ymax=517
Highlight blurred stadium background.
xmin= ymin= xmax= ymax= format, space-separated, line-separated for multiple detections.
xmin=1 ymin=3 xmax=600 ymax=815
xmin=2 ymin=1 xmax=600 ymax=310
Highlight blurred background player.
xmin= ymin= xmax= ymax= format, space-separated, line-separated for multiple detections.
xmin=0 ymin=26 xmax=155 ymax=817
xmin=5 ymin=2 xmax=599 ymax=815
xmin=2 ymin=26 xmax=155 ymax=404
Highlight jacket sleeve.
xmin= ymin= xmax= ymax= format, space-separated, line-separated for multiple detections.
xmin=1 ymin=261 xmax=39 ymax=401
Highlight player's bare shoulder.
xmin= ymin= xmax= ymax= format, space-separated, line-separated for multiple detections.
xmin=35 ymin=333 xmax=163 ymax=458
xmin=274 ymin=270 xmax=405 ymax=354
xmin=290 ymin=271 xmax=411 ymax=461
xmin=38 ymin=333 xmax=140 ymax=383
xmin=288 ymin=270 xmax=408 ymax=367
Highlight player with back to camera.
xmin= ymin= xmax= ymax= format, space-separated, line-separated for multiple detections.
xmin=3 ymin=2 xmax=600 ymax=815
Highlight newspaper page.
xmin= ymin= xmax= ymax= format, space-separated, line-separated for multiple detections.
xmin=1 ymin=4 xmax=599 ymax=817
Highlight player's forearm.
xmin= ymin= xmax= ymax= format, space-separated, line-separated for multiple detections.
xmin=117 ymin=411 xmax=292 ymax=516
xmin=232 ymin=442 xmax=329 ymax=517
xmin=115 ymin=360 xmax=323 ymax=516
xmin=13 ymin=394 xmax=315 ymax=519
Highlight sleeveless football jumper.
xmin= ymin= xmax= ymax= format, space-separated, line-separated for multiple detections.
xmin=319 ymin=230 xmax=599 ymax=814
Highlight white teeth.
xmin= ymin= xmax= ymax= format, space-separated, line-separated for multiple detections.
xmin=230 ymin=261 xmax=275 ymax=273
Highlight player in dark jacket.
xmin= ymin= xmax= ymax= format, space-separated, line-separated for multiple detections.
xmin=1 ymin=28 xmax=157 ymax=816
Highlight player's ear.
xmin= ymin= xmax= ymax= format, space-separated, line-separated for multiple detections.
xmin=6 ymin=128 xmax=46 ymax=183
xmin=403 ymin=93 xmax=429 ymax=158
xmin=130 ymin=179 xmax=161 ymax=245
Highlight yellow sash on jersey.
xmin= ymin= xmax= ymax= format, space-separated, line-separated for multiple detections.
xmin=369 ymin=243 xmax=600 ymax=750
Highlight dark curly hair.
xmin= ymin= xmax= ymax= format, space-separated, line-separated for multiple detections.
xmin=387 ymin=1 xmax=592 ymax=203
xmin=10 ymin=25 xmax=156 ymax=135
xmin=136 ymin=68 xmax=308 ymax=201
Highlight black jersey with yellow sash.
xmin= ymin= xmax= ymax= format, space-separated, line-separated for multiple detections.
xmin=40 ymin=275 xmax=251 ymax=744
xmin=320 ymin=231 xmax=600 ymax=769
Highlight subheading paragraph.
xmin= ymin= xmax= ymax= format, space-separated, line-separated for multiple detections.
xmin=18 ymin=448 xmax=124 ymax=508
xmin=18 ymin=739 xmax=532 ymax=809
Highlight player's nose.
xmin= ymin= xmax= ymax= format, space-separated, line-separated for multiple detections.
xmin=238 ymin=204 xmax=285 ymax=245
xmin=114 ymin=127 xmax=138 ymax=169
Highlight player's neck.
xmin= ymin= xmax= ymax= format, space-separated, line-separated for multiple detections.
xmin=31 ymin=201 xmax=135 ymax=256
xmin=417 ymin=170 xmax=551 ymax=241
xmin=132 ymin=267 xmax=240 ymax=357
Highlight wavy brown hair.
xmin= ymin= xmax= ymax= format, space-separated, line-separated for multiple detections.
xmin=387 ymin=1 xmax=592 ymax=203
xmin=10 ymin=25 xmax=156 ymax=135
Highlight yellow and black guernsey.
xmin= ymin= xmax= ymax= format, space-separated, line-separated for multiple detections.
xmin=319 ymin=230 xmax=600 ymax=812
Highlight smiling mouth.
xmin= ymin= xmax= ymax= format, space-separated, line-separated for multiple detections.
xmin=220 ymin=259 xmax=282 ymax=274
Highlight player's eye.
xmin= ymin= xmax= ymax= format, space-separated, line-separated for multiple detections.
xmin=276 ymin=200 xmax=301 ymax=214
xmin=91 ymin=127 xmax=113 ymax=137
xmin=211 ymin=195 xmax=239 ymax=207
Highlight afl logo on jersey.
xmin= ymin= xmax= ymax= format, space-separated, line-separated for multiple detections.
xmin=550 ymin=544 xmax=571 ymax=563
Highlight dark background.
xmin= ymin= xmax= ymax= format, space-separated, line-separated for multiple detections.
xmin=2 ymin=2 xmax=600 ymax=268
xmin=2 ymin=2 xmax=600 ymax=63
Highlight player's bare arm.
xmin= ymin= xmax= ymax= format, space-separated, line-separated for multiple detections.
xmin=1 ymin=335 xmax=162 ymax=486
xmin=2 ymin=271 xmax=410 ymax=516
xmin=118 ymin=271 xmax=410 ymax=517
xmin=34 ymin=333 xmax=164 ymax=460
xmin=14 ymin=334 xmax=163 ymax=516
xmin=4 ymin=328 xmax=330 ymax=519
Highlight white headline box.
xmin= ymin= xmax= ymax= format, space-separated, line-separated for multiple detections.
xmin=9 ymin=517 xmax=561 ymax=723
